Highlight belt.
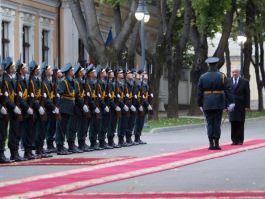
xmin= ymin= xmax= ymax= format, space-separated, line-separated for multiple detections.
xmin=204 ymin=90 xmax=224 ymax=94
xmin=61 ymin=96 xmax=75 ymax=101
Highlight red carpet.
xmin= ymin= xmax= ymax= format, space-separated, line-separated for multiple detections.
xmin=0 ymin=139 xmax=265 ymax=199
xmin=44 ymin=191 xmax=265 ymax=198
xmin=0 ymin=156 xmax=133 ymax=166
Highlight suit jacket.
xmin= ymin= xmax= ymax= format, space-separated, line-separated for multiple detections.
xmin=197 ymin=68 xmax=234 ymax=110
xmin=229 ymin=77 xmax=250 ymax=121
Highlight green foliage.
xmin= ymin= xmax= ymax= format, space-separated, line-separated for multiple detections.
xmin=100 ymin=0 xmax=126 ymax=7
xmin=191 ymin=0 xmax=231 ymax=37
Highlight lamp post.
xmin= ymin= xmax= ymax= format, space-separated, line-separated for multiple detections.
xmin=237 ymin=31 xmax=247 ymax=77
xmin=135 ymin=0 xmax=150 ymax=70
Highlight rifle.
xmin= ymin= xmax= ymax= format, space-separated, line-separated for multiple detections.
xmin=52 ymin=77 xmax=62 ymax=120
xmin=76 ymin=79 xmax=90 ymax=119
xmin=40 ymin=80 xmax=48 ymax=122
xmin=114 ymin=79 xmax=122 ymax=118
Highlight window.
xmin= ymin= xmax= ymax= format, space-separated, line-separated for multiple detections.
xmin=23 ymin=26 xmax=30 ymax=63
xmin=42 ymin=30 xmax=49 ymax=63
xmin=2 ymin=21 xmax=10 ymax=59
xmin=78 ymin=38 xmax=85 ymax=66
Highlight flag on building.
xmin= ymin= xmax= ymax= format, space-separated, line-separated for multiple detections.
xmin=104 ymin=27 xmax=113 ymax=47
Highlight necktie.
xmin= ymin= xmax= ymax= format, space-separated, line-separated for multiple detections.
xmin=234 ymin=78 xmax=238 ymax=86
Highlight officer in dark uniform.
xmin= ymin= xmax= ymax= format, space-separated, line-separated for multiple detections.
xmin=85 ymin=64 xmax=101 ymax=150
xmin=16 ymin=60 xmax=36 ymax=160
xmin=2 ymin=57 xmax=27 ymax=161
xmin=96 ymin=66 xmax=112 ymax=149
xmin=55 ymin=63 xmax=77 ymax=154
xmin=106 ymin=67 xmax=120 ymax=148
xmin=0 ymin=59 xmax=14 ymax=163
xmin=197 ymin=57 xmax=234 ymax=150
xmin=73 ymin=63 xmax=90 ymax=152
xmin=115 ymin=68 xmax=130 ymax=147
xmin=134 ymin=69 xmax=151 ymax=144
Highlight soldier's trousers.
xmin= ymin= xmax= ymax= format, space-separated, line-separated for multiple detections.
xmin=46 ymin=115 xmax=56 ymax=145
xmin=75 ymin=114 xmax=90 ymax=145
xmin=134 ymin=114 xmax=145 ymax=138
xmin=89 ymin=114 xmax=100 ymax=143
xmin=98 ymin=113 xmax=109 ymax=141
xmin=118 ymin=113 xmax=129 ymax=137
xmin=8 ymin=118 xmax=21 ymax=151
xmin=55 ymin=113 xmax=75 ymax=147
xmin=22 ymin=117 xmax=35 ymax=150
xmin=204 ymin=109 xmax=223 ymax=139
xmin=127 ymin=111 xmax=136 ymax=138
xmin=107 ymin=110 xmax=117 ymax=139
xmin=35 ymin=117 xmax=47 ymax=150
xmin=0 ymin=119 xmax=8 ymax=152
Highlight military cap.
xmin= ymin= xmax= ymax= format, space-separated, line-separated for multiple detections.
xmin=61 ymin=63 xmax=74 ymax=73
xmin=86 ymin=63 xmax=96 ymax=74
xmin=74 ymin=63 xmax=84 ymax=74
xmin=16 ymin=59 xmax=27 ymax=71
xmin=115 ymin=67 xmax=123 ymax=75
xmin=105 ymin=66 xmax=113 ymax=73
xmin=41 ymin=62 xmax=51 ymax=73
xmin=29 ymin=60 xmax=40 ymax=74
xmin=2 ymin=57 xmax=15 ymax=71
xmin=137 ymin=69 xmax=146 ymax=75
xmin=205 ymin=57 xmax=219 ymax=64
xmin=131 ymin=68 xmax=137 ymax=73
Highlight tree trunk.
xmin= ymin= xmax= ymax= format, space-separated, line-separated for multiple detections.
xmin=225 ymin=43 xmax=231 ymax=77
xmin=127 ymin=23 xmax=140 ymax=69
xmin=253 ymin=35 xmax=263 ymax=110
xmin=259 ymin=36 xmax=265 ymax=89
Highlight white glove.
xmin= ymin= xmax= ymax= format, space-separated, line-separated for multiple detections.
xmin=134 ymin=94 xmax=137 ymax=99
xmin=228 ymin=103 xmax=235 ymax=112
xmin=27 ymin=107 xmax=33 ymax=115
xmin=104 ymin=106 xmax=109 ymax=113
xmin=14 ymin=106 xmax=21 ymax=114
xmin=1 ymin=107 xmax=7 ymax=115
xmin=39 ymin=106 xmax=45 ymax=115
xmin=86 ymin=92 xmax=90 ymax=97
xmin=4 ymin=91 xmax=8 ymax=97
xmin=83 ymin=105 xmax=89 ymax=113
xmin=199 ymin=107 xmax=203 ymax=112
xmin=139 ymin=106 xmax=143 ymax=112
xmin=18 ymin=92 xmax=22 ymax=97
xmin=130 ymin=105 xmax=136 ymax=112
xmin=126 ymin=93 xmax=129 ymax=98
xmin=148 ymin=104 xmax=152 ymax=111
xmin=52 ymin=107 xmax=59 ymax=114
xmin=57 ymin=93 xmax=60 ymax=98
xmin=123 ymin=105 xmax=129 ymax=112
xmin=117 ymin=94 xmax=120 ymax=98
xmin=150 ymin=93 xmax=154 ymax=98
xmin=115 ymin=106 xmax=121 ymax=112
xmin=95 ymin=107 xmax=100 ymax=114
xmin=43 ymin=93 xmax=47 ymax=98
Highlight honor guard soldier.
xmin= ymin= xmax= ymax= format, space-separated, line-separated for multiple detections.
xmin=41 ymin=62 xmax=60 ymax=155
xmin=115 ymin=68 xmax=130 ymax=147
xmin=124 ymin=69 xmax=137 ymax=145
xmin=16 ymin=60 xmax=36 ymax=160
xmin=197 ymin=57 xmax=234 ymax=150
xmin=55 ymin=63 xmax=77 ymax=155
xmin=0 ymin=60 xmax=14 ymax=163
xmin=2 ymin=57 xmax=25 ymax=161
xmin=96 ymin=66 xmax=112 ymax=149
xmin=134 ymin=69 xmax=151 ymax=144
xmin=85 ymin=64 xmax=101 ymax=150
xmin=73 ymin=63 xmax=90 ymax=152
xmin=28 ymin=60 xmax=51 ymax=158
xmin=106 ymin=67 xmax=120 ymax=148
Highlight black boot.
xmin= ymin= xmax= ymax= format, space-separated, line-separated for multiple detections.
xmin=108 ymin=137 xmax=120 ymax=148
xmin=46 ymin=142 xmax=57 ymax=154
xmin=99 ymin=139 xmax=113 ymax=149
xmin=10 ymin=150 xmax=27 ymax=162
xmin=208 ymin=138 xmax=215 ymax=150
xmin=24 ymin=148 xmax=36 ymax=160
xmin=134 ymin=135 xmax=140 ymax=145
xmin=36 ymin=147 xmax=53 ymax=158
xmin=118 ymin=136 xmax=128 ymax=147
xmin=0 ymin=151 xmax=14 ymax=163
xmin=57 ymin=145 xmax=72 ymax=155
xmin=126 ymin=136 xmax=134 ymax=146
xmin=138 ymin=136 xmax=147 ymax=144
xmin=214 ymin=139 xmax=221 ymax=150
xmin=68 ymin=142 xmax=83 ymax=153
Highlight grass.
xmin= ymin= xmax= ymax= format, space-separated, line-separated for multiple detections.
xmin=144 ymin=110 xmax=265 ymax=133
xmin=143 ymin=117 xmax=204 ymax=132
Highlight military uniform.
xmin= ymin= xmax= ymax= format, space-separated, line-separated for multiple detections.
xmin=197 ymin=57 xmax=234 ymax=150
xmin=74 ymin=63 xmax=90 ymax=152
xmin=85 ymin=64 xmax=101 ymax=150
xmin=55 ymin=63 xmax=76 ymax=155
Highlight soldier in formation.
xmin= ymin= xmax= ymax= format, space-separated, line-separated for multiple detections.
xmin=0 ymin=57 xmax=153 ymax=163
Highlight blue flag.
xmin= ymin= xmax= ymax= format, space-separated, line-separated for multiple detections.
xmin=105 ymin=28 xmax=113 ymax=47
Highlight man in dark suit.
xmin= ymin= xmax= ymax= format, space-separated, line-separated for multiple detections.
xmin=197 ymin=57 xmax=234 ymax=150
xmin=229 ymin=67 xmax=250 ymax=145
